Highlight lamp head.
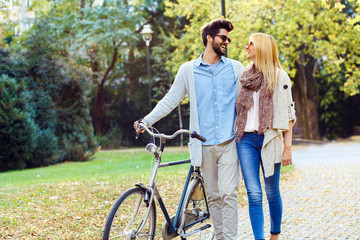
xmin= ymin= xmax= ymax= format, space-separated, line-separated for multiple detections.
xmin=141 ymin=24 xmax=153 ymax=44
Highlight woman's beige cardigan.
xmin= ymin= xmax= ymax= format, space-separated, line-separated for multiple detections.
xmin=236 ymin=65 xmax=296 ymax=177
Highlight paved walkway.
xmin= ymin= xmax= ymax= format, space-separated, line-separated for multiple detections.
xmin=237 ymin=141 xmax=360 ymax=240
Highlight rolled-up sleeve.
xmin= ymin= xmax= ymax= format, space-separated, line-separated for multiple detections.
xmin=288 ymin=100 xmax=296 ymax=123
xmin=285 ymin=73 xmax=296 ymax=124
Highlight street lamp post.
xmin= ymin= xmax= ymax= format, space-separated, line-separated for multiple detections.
xmin=221 ymin=0 xmax=226 ymax=18
xmin=221 ymin=0 xmax=227 ymax=57
xmin=141 ymin=24 xmax=153 ymax=112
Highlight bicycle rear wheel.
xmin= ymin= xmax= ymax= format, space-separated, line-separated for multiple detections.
xmin=103 ymin=187 xmax=156 ymax=240
xmin=179 ymin=178 xmax=214 ymax=240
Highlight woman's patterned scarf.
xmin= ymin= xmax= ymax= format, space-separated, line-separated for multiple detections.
xmin=235 ymin=65 xmax=274 ymax=141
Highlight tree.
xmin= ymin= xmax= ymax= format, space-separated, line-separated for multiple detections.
xmin=0 ymin=74 xmax=36 ymax=171
xmin=0 ymin=12 xmax=98 ymax=171
xmin=97 ymin=0 xmax=191 ymax=146
xmin=0 ymin=48 xmax=58 ymax=171
xmin=2 ymin=0 xmax=190 ymax=148
xmin=18 ymin=19 xmax=98 ymax=163
xmin=67 ymin=1 xmax=141 ymax=135
xmin=164 ymin=0 xmax=360 ymax=140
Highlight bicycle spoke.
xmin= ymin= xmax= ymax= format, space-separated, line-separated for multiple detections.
xmin=103 ymin=188 xmax=156 ymax=240
xmin=126 ymin=195 xmax=143 ymax=229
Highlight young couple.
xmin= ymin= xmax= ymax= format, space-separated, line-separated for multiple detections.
xmin=134 ymin=19 xmax=296 ymax=240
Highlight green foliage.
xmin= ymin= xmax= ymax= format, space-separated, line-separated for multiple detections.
xmin=15 ymin=19 xmax=97 ymax=164
xmin=5 ymin=0 xmax=192 ymax=148
xmin=164 ymin=0 xmax=219 ymax=75
xmin=0 ymin=48 xmax=59 ymax=171
xmin=0 ymin=15 xmax=97 ymax=171
xmin=97 ymin=79 xmax=190 ymax=148
xmin=0 ymin=75 xmax=36 ymax=171
xmin=83 ymin=0 xmax=192 ymax=145
xmin=55 ymin=79 xmax=97 ymax=162
xmin=165 ymin=0 xmax=360 ymax=84
xmin=2 ymin=0 xmax=358 ymax=150
xmin=319 ymin=65 xmax=358 ymax=139
xmin=164 ymin=0 xmax=360 ymax=139
xmin=96 ymin=125 xmax=124 ymax=149
xmin=0 ymin=48 xmax=16 ymax=77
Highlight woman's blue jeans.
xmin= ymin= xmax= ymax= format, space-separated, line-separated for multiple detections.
xmin=236 ymin=132 xmax=282 ymax=240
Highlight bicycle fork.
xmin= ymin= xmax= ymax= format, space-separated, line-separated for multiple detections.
xmin=133 ymin=183 xmax=155 ymax=237
xmin=130 ymin=155 xmax=161 ymax=237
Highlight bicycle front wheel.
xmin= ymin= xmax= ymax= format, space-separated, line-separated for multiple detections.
xmin=103 ymin=187 xmax=156 ymax=240
xmin=179 ymin=178 xmax=214 ymax=240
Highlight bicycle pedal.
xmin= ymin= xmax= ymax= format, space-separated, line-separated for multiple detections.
xmin=185 ymin=207 xmax=202 ymax=217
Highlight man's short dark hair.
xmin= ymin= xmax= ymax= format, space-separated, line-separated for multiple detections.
xmin=200 ymin=19 xmax=234 ymax=47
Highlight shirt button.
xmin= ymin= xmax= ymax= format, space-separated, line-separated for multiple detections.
xmin=216 ymin=126 xmax=218 ymax=128
xmin=215 ymin=102 xmax=217 ymax=104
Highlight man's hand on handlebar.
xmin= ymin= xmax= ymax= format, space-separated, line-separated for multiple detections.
xmin=133 ymin=119 xmax=149 ymax=133
xmin=133 ymin=119 xmax=206 ymax=143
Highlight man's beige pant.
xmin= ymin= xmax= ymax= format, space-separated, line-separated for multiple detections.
xmin=201 ymin=139 xmax=239 ymax=240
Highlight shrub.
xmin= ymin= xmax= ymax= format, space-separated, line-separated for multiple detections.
xmin=55 ymin=78 xmax=97 ymax=162
xmin=0 ymin=75 xmax=36 ymax=171
xmin=96 ymin=125 xmax=124 ymax=149
xmin=0 ymin=20 xmax=98 ymax=171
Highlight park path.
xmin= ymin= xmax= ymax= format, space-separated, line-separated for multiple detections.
xmin=237 ymin=139 xmax=360 ymax=240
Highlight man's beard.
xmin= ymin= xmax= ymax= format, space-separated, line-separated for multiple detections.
xmin=212 ymin=42 xmax=226 ymax=56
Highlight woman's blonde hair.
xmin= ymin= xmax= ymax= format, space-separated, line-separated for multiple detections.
xmin=250 ymin=33 xmax=281 ymax=90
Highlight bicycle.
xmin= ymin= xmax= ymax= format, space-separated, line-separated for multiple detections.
xmin=102 ymin=122 xmax=215 ymax=240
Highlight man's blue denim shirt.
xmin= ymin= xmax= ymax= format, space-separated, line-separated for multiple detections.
xmin=194 ymin=54 xmax=237 ymax=145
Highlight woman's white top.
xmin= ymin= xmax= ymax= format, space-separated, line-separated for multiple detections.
xmin=244 ymin=90 xmax=260 ymax=132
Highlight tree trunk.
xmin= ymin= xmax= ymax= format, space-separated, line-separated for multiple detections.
xmin=92 ymin=44 xmax=118 ymax=135
xmin=292 ymin=52 xmax=321 ymax=140
xmin=93 ymin=86 xmax=104 ymax=135
xmin=353 ymin=94 xmax=360 ymax=130
xmin=128 ymin=46 xmax=135 ymax=97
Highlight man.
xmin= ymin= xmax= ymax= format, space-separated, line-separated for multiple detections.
xmin=134 ymin=19 xmax=244 ymax=239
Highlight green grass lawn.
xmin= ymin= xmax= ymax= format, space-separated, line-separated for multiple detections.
xmin=0 ymin=147 xmax=191 ymax=187
xmin=0 ymin=147 xmax=293 ymax=239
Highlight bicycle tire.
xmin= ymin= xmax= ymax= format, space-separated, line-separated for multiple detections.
xmin=179 ymin=178 xmax=214 ymax=240
xmin=103 ymin=187 xmax=156 ymax=240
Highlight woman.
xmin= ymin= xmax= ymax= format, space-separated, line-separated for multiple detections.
xmin=235 ymin=33 xmax=296 ymax=240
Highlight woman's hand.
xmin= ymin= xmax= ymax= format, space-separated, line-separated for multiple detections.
xmin=282 ymin=120 xmax=294 ymax=167
xmin=282 ymin=145 xmax=292 ymax=166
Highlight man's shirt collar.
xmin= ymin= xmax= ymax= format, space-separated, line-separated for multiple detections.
xmin=194 ymin=53 xmax=228 ymax=67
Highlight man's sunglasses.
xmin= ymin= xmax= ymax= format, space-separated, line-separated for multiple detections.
xmin=215 ymin=34 xmax=231 ymax=43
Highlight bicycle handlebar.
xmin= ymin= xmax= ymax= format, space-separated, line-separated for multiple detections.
xmin=137 ymin=122 xmax=207 ymax=143
xmin=190 ymin=131 xmax=207 ymax=143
